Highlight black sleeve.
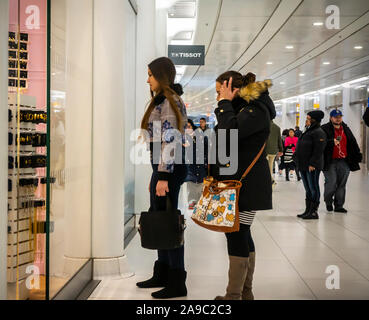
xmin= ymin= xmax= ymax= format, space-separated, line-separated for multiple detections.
xmin=215 ymin=99 xmax=267 ymax=140
xmin=309 ymin=130 xmax=327 ymax=168
xmin=346 ymin=127 xmax=362 ymax=163
xmin=364 ymin=108 xmax=369 ymax=127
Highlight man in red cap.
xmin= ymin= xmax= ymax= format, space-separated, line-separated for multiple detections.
xmin=294 ymin=110 xmax=326 ymax=220
xmin=321 ymin=109 xmax=362 ymax=213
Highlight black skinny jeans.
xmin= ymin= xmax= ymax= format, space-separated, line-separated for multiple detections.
xmin=225 ymin=224 xmax=255 ymax=258
xmin=150 ymin=163 xmax=188 ymax=270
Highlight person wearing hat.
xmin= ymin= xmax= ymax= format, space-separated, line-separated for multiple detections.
xmin=294 ymin=110 xmax=326 ymax=219
xmin=321 ymin=110 xmax=362 ymax=213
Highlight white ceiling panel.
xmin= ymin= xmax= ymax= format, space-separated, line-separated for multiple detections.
xmin=181 ymin=0 xmax=369 ymax=114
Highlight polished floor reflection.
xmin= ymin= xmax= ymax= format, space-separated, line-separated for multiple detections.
xmin=90 ymin=170 xmax=369 ymax=300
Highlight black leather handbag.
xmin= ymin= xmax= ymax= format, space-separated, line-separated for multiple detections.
xmin=139 ymin=197 xmax=186 ymax=250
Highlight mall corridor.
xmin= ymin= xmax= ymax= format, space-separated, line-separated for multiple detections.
xmin=1 ymin=0 xmax=369 ymax=303
xmin=89 ymin=170 xmax=369 ymax=300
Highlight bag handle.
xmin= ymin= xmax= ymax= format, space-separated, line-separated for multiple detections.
xmin=239 ymin=143 xmax=266 ymax=182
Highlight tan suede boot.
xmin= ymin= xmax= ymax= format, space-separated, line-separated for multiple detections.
xmin=215 ymin=256 xmax=249 ymax=300
xmin=242 ymin=252 xmax=255 ymax=300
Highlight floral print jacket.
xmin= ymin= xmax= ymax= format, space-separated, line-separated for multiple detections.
xmin=148 ymin=95 xmax=188 ymax=180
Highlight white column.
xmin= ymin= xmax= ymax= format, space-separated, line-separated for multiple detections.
xmin=134 ymin=0 xmax=157 ymax=214
xmin=320 ymin=92 xmax=329 ymax=124
xmin=0 ymin=0 xmax=9 ymax=301
xmin=343 ymin=85 xmax=361 ymax=142
xmin=155 ymin=7 xmax=168 ymax=57
xmin=62 ymin=0 xmax=93 ymax=273
xmin=91 ymin=0 xmax=132 ymax=279
xmin=281 ymin=101 xmax=288 ymax=130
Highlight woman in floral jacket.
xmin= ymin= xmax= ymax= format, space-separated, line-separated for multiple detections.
xmin=136 ymin=57 xmax=188 ymax=299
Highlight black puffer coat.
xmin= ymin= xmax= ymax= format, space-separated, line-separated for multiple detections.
xmin=363 ymin=108 xmax=369 ymax=127
xmin=294 ymin=123 xmax=327 ymax=171
xmin=210 ymin=80 xmax=274 ymax=211
xmin=184 ymin=130 xmax=208 ymax=184
xmin=321 ymin=121 xmax=362 ymax=172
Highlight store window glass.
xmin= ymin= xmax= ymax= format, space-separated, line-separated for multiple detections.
xmin=7 ymin=0 xmax=47 ymax=300
xmin=49 ymin=0 xmax=93 ymax=299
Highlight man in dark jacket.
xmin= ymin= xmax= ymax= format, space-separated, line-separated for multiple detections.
xmin=321 ymin=110 xmax=362 ymax=213
xmin=294 ymin=110 xmax=326 ymax=220
xmin=265 ymin=121 xmax=283 ymax=186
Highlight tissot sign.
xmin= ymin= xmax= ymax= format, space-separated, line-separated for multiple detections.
xmin=168 ymin=45 xmax=205 ymax=66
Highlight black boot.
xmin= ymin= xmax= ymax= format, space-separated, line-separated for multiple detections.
xmin=136 ymin=261 xmax=169 ymax=288
xmin=151 ymin=268 xmax=187 ymax=299
xmin=297 ymin=199 xmax=312 ymax=218
xmin=303 ymin=201 xmax=319 ymax=220
xmin=285 ymin=169 xmax=290 ymax=181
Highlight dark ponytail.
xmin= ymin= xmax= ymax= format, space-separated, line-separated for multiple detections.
xmin=216 ymin=71 xmax=256 ymax=90
xmin=242 ymin=72 xmax=256 ymax=86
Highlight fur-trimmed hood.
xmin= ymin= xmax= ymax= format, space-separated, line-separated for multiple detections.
xmin=238 ymin=79 xmax=276 ymax=120
xmin=239 ymin=79 xmax=273 ymax=103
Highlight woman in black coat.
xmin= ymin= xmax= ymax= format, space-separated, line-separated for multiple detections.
xmin=210 ymin=72 xmax=274 ymax=300
xmin=294 ymin=111 xmax=327 ymax=220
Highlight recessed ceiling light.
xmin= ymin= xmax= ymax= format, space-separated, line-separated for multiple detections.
xmin=354 ymin=46 xmax=363 ymax=50
xmin=323 ymin=62 xmax=330 ymax=65
xmin=266 ymin=62 xmax=273 ymax=65
xmin=313 ymin=22 xmax=324 ymax=26
xmin=205 ymin=98 xmax=209 ymax=101
xmin=330 ymin=91 xmax=341 ymax=95
xmin=280 ymin=82 xmax=285 ymax=85
xmin=299 ymin=73 xmax=305 ymax=77
xmin=285 ymin=45 xmax=294 ymax=49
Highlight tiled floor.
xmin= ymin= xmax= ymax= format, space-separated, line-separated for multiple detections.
xmin=89 ymin=170 xmax=369 ymax=300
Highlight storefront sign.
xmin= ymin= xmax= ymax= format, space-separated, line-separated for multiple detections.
xmin=168 ymin=45 xmax=205 ymax=66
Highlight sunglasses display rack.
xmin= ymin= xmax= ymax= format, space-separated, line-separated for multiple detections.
xmin=8 ymin=32 xmax=29 ymax=91
xmin=7 ymin=90 xmax=47 ymax=299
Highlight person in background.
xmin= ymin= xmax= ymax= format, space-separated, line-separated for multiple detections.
xmin=284 ymin=129 xmax=300 ymax=181
xmin=279 ymin=129 xmax=289 ymax=176
xmin=364 ymin=106 xmax=369 ymax=127
xmin=184 ymin=119 xmax=208 ymax=209
xmin=321 ymin=110 xmax=362 ymax=213
xmin=265 ymin=121 xmax=283 ymax=186
xmin=199 ymin=117 xmax=208 ymax=132
xmin=294 ymin=111 xmax=326 ymax=220
xmin=295 ymin=126 xmax=302 ymax=138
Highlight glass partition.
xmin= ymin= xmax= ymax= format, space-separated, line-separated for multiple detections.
xmin=48 ymin=0 xmax=93 ymax=299
xmin=7 ymin=0 xmax=47 ymax=300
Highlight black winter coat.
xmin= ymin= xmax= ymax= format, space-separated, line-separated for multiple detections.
xmin=210 ymin=80 xmax=274 ymax=212
xmin=294 ymin=123 xmax=327 ymax=171
xmin=321 ymin=122 xmax=362 ymax=172
xmin=184 ymin=130 xmax=208 ymax=184
xmin=364 ymin=108 xmax=369 ymax=127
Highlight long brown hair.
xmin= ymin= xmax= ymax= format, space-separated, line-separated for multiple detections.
xmin=141 ymin=57 xmax=183 ymax=132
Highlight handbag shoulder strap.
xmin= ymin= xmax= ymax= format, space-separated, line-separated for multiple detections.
xmin=240 ymin=143 xmax=266 ymax=182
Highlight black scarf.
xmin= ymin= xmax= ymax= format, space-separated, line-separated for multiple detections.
xmin=153 ymin=83 xmax=184 ymax=106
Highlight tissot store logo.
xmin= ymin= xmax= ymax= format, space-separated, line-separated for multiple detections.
xmin=168 ymin=45 xmax=205 ymax=66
